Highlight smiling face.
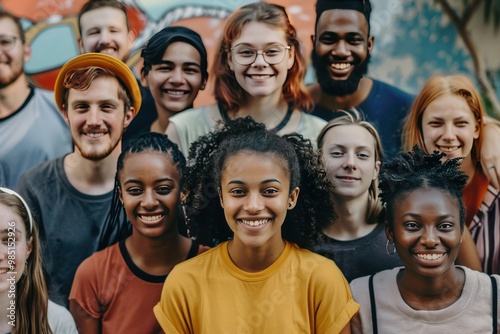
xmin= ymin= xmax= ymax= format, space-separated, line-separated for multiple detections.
xmin=228 ymin=21 xmax=294 ymax=100
xmin=119 ymin=151 xmax=185 ymax=239
xmin=313 ymin=9 xmax=373 ymax=96
xmin=0 ymin=203 xmax=32 ymax=293
xmin=421 ymin=94 xmax=479 ymax=162
xmin=141 ymin=41 xmax=205 ymax=115
xmin=219 ymin=152 xmax=299 ymax=251
xmin=321 ymin=124 xmax=380 ymax=200
xmin=79 ymin=7 xmax=134 ymax=62
xmin=0 ymin=17 xmax=30 ymax=89
xmin=64 ymin=76 xmax=134 ymax=161
xmin=387 ymin=189 xmax=462 ymax=279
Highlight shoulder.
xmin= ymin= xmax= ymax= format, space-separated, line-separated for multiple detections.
xmin=18 ymin=157 xmax=61 ymax=188
xmin=169 ymin=105 xmax=211 ymax=124
xmin=369 ymin=79 xmax=415 ymax=102
xmin=295 ymin=111 xmax=327 ymax=147
xmin=48 ymin=300 xmax=78 ymax=334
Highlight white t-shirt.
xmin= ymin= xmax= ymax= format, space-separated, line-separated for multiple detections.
xmin=350 ymin=266 xmax=500 ymax=333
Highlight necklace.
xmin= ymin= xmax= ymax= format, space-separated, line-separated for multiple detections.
xmin=218 ymin=102 xmax=293 ymax=133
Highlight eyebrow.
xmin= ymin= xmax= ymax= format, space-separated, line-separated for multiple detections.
xmin=329 ymin=144 xmax=372 ymax=150
xmin=402 ymin=213 xmax=456 ymax=220
xmin=232 ymin=42 xmax=285 ymax=48
xmin=123 ymin=177 xmax=175 ymax=185
xmin=71 ymin=99 xmax=120 ymax=105
xmin=227 ymin=179 xmax=282 ymax=185
xmin=156 ymin=60 xmax=201 ymax=68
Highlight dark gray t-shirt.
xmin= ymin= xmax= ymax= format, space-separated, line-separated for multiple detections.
xmin=312 ymin=223 xmax=403 ymax=282
xmin=17 ymin=156 xmax=124 ymax=307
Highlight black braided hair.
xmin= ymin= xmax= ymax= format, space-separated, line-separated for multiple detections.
xmin=97 ymin=132 xmax=186 ymax=250
xmin=378 ymin=145 xmax=468 ymax=232
xmin=185 ymin=117 xmax=334 ymax=249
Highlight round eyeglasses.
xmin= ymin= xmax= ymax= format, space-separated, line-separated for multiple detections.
xmin=230 ymin=44 xmax=291 ymax=65
xmin=0 ymin=35 xmax=21 ymax=51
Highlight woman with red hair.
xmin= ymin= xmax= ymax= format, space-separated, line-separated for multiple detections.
xmin=403 ymin=74 xmax=500 ymax=274
xmin=166 ymin=1 xmax=326 ymax=156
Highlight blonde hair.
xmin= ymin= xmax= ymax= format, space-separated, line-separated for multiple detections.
xmin=317 ymin=109 xmax=383 ymax=224
xmin=402 ymin=74 xmax=484 ymax=164
xmin=0 ymin=190 xmax=52 ymax=334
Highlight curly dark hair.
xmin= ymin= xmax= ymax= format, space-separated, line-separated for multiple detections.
xmin=98 ymin=132 xmax=186 ymax=249
xmin=378 ymin=145 xmax=468 ymax=232
xmin=185 ymin=117 xmax=334 ymax=248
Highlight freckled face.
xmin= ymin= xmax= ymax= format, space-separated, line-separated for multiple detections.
xmin=228 ymin=21 xmax=294 ymax=100
xmin=421 ymin=93 xmax=479 ymax=163
xmin=219 ymin=152 xmax=299 ymax=251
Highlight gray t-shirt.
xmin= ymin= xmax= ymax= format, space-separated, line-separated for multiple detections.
xmin=17 ymin=156 xmax=124 ymax=307
xmin=312 ymin=223 xmax=403 ymax=282
xmin=0 ymin=86 xmax=72 ymax=188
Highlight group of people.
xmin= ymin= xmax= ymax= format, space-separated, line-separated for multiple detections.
xmin=0 ymin=0 xmax=499 ymax=333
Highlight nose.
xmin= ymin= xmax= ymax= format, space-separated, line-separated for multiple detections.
xmin=442 ymin=124 xmax=456 ymax=142
xmin=141 ymin=189 xmax=159 ymax=210
xmin=243 ymin=192 xmax=264 ymax=213
xmin=86 ymin=106 xmax=103 ymax=126
xmin=420 ymin=227 xmax=440 ymax=247
xmin=168 ymin=67 xmax=184 ymax=84
xmin=251 ymin=52 xmax=268 ymax=67
xmin=342 ymin=153 xmax=357 ymax=170
xmin=332 ymin=40 xmax=350 ymax=57
xmin=98 ymin=30 xmax=110 ymax=44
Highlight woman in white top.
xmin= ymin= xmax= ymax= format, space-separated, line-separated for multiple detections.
xmin=0 ymin=187 xmax=77 ymax=334
xmin=166 ymin=2 xmax=326 ymax=156
xmin=349 ymin=147 xmax=499 ymax=333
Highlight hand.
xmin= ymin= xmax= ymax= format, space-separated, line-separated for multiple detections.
xmin=480 ymin=120 xmax=500 ymax=190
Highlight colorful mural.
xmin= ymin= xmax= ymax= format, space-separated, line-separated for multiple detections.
xmin=1 ymin=0 xmax=499 ymax=107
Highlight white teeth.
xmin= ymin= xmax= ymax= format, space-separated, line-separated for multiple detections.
xmin=439 ymin=146 xmax=459 ymax=152
xmin=140 ymin=214 xmax=163 ymax=221
xmin=166 ymin=90 xmax=185 ymax=96
xmin=240 ymin=219 xmax=269 ymax=227
xmin=86 ymin=133 xmax=104 ymax=138
xmin=0 ymin=269 xmax=8 ymax=274
xmin=250 ymin=75 xmax=271 ymax=79
xmin=416 ymin=253 xmax=444 ymax=260
xmin=331 ymin=63 xmax=351 ymax=70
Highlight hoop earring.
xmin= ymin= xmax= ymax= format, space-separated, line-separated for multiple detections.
xmin=386 ymin=240 xmax=396 ymax=256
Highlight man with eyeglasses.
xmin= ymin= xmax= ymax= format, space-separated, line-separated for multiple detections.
xmin=0 ymin=9 xmax=71 ymax=188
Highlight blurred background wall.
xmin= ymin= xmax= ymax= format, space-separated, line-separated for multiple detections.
xmin=1 ymin=0 xmax=498 ymax=114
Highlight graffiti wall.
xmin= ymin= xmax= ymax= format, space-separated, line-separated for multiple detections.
xmin=1 ymin=0 xmax=499 ymax=107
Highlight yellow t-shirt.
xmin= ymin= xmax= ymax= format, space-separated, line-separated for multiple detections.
xmin=154 ymin=241 xmax=359 ymax=333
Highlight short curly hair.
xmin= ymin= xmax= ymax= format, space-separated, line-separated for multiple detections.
xmin=185 ymin=117 xmax=334 ymax=248
xmin=378 ymin=145 xmax=468 ymax=232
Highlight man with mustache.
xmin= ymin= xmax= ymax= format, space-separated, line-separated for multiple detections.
xmin=78 ymin=0 xmax=156 ymax=147
xmin=310 ymin=0 xmax=500 ymax=182
xmin=310 ymin=0 xmax=413 ymax=160
xmin=0 ymin=9 xmax=71 ymax=188
xmin=17 ymin=53 xmax=140 ymax=307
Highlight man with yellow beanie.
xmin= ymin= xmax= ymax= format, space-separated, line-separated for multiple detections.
xmin=17 ymin=53 xmax=141 ymax=308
